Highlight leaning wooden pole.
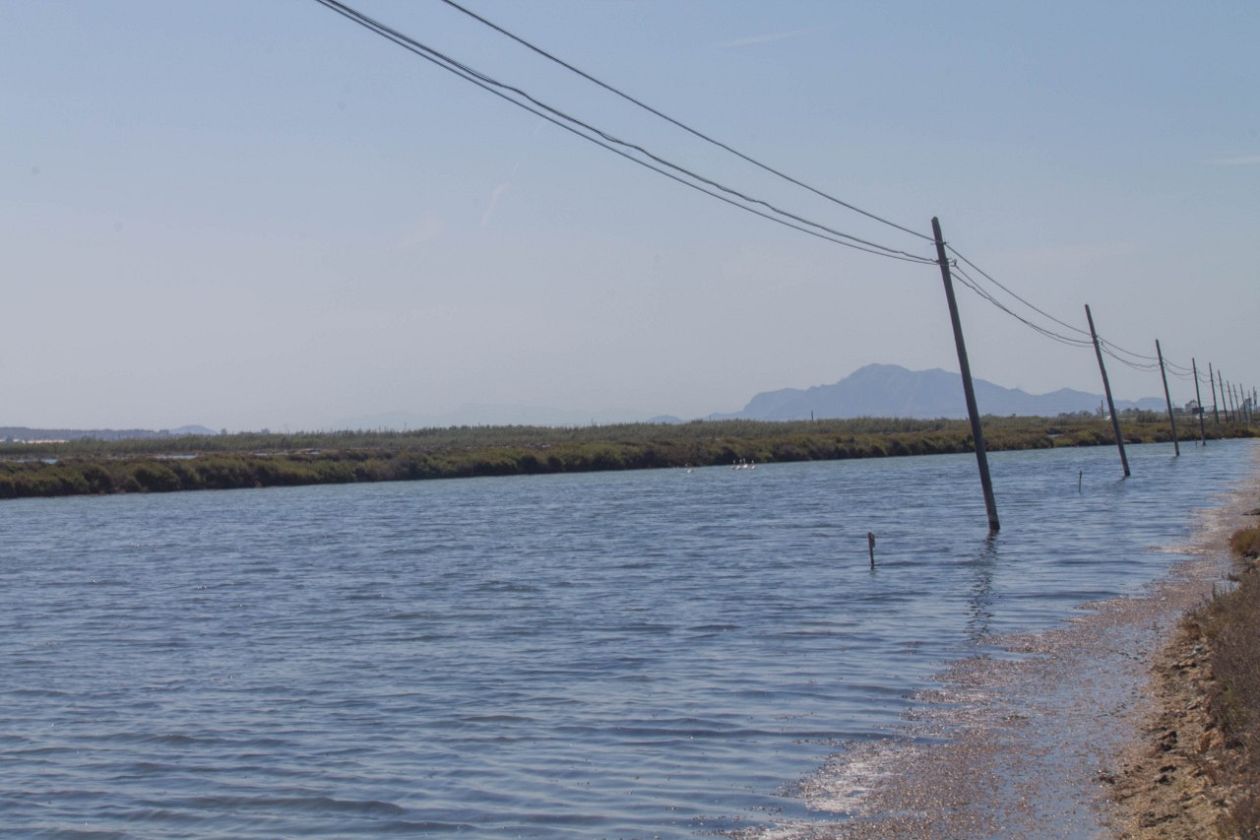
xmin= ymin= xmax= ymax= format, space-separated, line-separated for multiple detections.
xmin=932 ymin=217 xmax=999 ymax=533
xmin=1219 ymin=370 xmax=1231 ymax=423
xmin=1191 ymin=358 xmax=1206 ymax=446
xmin=1209 ymin=362 xmax=1221 ymax=425
xmin=1155 ymin=340 xmax=1179 ymax=456
xmin=1085 ymin=304 xmax=1130 ymax=477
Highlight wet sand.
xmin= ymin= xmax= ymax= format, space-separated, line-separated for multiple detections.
xmin=732 ymin=446 xmax=1257 ymax=840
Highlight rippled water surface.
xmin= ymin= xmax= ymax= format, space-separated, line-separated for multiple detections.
xmin=1 ymin=440 xmax=1253 ymax=838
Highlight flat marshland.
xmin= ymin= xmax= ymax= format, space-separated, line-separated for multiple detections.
xmin=0 ymin=414 xmax=1250 ymax=500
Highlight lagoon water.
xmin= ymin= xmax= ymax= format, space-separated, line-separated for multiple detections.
xmin=1 ymin=440 xmax=1253 ymax=838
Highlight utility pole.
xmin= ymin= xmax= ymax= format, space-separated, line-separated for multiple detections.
xmin=1219 ymin=370 xmax=1231 ymax=423
xmin=1085 ymin=304 xmax=1130 ymax=478
xmin=1191 ymin=358 xmax=1206 ymax=446
xmin=1155 ymin=340 xmax=1179 ymax=456
xmin=932 ymin=217 xmax=999 ymax=533
xmin=1209 ymin=362 xmax=1221 ymax=425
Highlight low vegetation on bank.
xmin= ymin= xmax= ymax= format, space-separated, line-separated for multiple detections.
xmin=1194 ymin=521 xmax=1260 ymax=837
xmin=1113 ymin=515 xmax=1260 ymax=839
xmin=0 ymin=414 xmax=1251 ymax=501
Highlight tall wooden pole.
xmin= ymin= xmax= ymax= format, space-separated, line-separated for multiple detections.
xmin=1228 ymin=381 xmax=1238 ymax=422
xmin=1209 ymin=362 xmax=1221 ymax=425
xmin=1155 ymin=340 xmax=1179 ymax=456
xmin=1085 ymin=304 xmax=1130 ymax=477
xmin=932 ymin=217 xmax=999 ymax=533
xmin=1219 ymin=370 xmax=1230 ymax=423
xmin=1191 ymin=358 xmax=1206 ymax=446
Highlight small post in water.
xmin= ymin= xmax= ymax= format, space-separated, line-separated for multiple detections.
xmin=1085 ymin=304 xmax=1131 ymax=478
xmin=1155 ymin=339 xmax=1179 ymax=456
xmin=932 ymin=216 xmax=1000 ymax=533
xmin=1078 ymin=470 xmax=1083 ymax=493
xmin=867 ymin=532 xmax=876 ymax=568
xmin=1192 ymin=358 xmax=1206 ymax=446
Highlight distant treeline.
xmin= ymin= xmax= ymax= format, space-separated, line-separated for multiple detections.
xmin=0 ymin=416 xmax=1251 ymax=501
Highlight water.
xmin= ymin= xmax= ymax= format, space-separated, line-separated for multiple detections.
xmin=0 ymin=440 xmax=1252 ymax=838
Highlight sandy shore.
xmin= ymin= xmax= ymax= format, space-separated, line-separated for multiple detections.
xmin=731 ymin=445 xmax=1258 ymax=840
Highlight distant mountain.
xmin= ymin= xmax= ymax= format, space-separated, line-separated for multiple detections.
xmin=717 ymin=364 xmax=1166 ymax=421
xmin=0 ymin=425 xmax=218 ymax=442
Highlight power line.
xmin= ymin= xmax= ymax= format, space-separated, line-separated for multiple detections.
xmin=946 ymin=245 xmax=1091 ymax=339
xmin=314 ymin=0 xmax=936 ymax=264
xmin=951 ymin=264 xmax=1094 ymax=349
xmin=944 ymin=243 xmax=1211 ymax=378
xmin=437 ymin=0 xmax=934 ymax=244
xmin=315 ymin=0 xmax=1231 ymax=386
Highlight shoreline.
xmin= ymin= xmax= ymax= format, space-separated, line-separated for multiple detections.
xmin=730 ymin=441 xmax=1258 ymax=839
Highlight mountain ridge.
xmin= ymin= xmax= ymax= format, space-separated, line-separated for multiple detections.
xmin=716 ymin=363 xmax=1167 ymax=421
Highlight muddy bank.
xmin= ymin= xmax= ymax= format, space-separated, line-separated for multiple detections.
xmin=1110 ymin=523 xmax=1260 ymax=837
xmin=730 ymin=447 xmax=1257 ymax=840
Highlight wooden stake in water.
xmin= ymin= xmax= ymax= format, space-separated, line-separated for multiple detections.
xmin=1156 ymin=339 xmax=1179 ymax=456
xmin=867 ymin=532 xmax=876 ymax=568
xmin=1192 ymin=358 xmax=1206 ymax=446
xmin=932 ymin=216 xmax=1000 ymax=533
xmin=1085 ymin=304 xmax=1130 ymax=478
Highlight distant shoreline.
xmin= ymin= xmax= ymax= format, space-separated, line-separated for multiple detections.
xmin=0 ymin=415 xmax=1251 ymax=501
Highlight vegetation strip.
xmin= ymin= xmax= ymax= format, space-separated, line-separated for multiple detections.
xmin=1111 ymin=515 xmax=1260 ymax=838
xmin=0 ymin=416 xmax=1252 ymax=500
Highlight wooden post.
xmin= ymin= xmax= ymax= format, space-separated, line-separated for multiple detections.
xmin=1155 ymin=340 xmax=1179 ymax=456
xmin=1192 ymin=358 xmax=1206 ymax=446
xmin=867 ymin=532 xmax=876 ymax=568
xmin=1219 ymin=370 xmax=1230 ymax=423
xmin=1209 ymin=362 xmax=1221 ymax=425
xmin=932 ymin=217 xmax=1000 ymax=533
xmin=1228 ymin=381 xmax=1238 ymax=423
xmin=1085 ymin=304 xmax=1130 ymax=478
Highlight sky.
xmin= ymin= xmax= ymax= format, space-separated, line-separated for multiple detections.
xmin=2 ymin=0 xmax=1257 ymax=431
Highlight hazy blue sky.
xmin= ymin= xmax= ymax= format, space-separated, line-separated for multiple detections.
xmin=3 ymin=1 xmax=1256 ymax=430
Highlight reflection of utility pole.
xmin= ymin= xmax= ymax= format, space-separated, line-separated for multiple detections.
xmin=965 ymin=539 xmax=998 ymax=644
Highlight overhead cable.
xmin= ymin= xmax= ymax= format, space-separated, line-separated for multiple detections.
xmin=314 ymin=0 xmax=935 ymax=264
xmin=951 ymin=265 xmax=1094 ymax=349
xmin=437 ymin=0 xmax=933 ymax=244
xmin=945 ymin=245 xmax=1091 ymax=338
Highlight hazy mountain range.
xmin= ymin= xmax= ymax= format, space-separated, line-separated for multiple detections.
xmin=4 ymin=365 xmax=1170 ymax=436
xmin=712 ymin=363 xmax=1165 ymax=421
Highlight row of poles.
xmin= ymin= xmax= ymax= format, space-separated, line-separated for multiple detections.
xmin=932 ymin=217 xmax=1255 ymax=534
